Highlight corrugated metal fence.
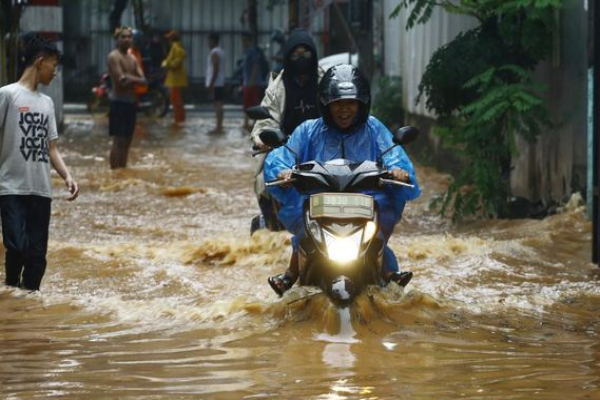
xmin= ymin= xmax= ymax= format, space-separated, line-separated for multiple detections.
xmin=381 ymin=0 xmax=477 ymax=118
xmin=62 ymin=0 xmax=293 ymax=102
xmin=20 ymin=0 xmax=64 ymax=122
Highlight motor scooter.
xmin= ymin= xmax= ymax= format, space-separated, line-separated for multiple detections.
xmin=256 ymin=119 xmax=419 ymax=306
xmin=87 ymin=72 xmax=170 ymax=118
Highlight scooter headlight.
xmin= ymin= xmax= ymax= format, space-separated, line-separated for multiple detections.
xmin=362 ymin=220 xmax=377 ymax=244
xmin=323 ymin=229 xmax=362 ymax=264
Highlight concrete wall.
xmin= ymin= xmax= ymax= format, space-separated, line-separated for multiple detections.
xmin=511 ymin=1 xmax=589 ymax=204
xmin=0 ymin=37 xmax=6 ymax=86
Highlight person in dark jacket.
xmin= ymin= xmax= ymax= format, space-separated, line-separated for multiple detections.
xmin=250 ymin=29 xmax=323 ymax=234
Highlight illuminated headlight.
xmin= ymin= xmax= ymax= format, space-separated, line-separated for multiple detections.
xmin=324 ymin=229 xmax=362 ymax=264
xmin=307 ymin=218 xmax=323 ymax=244
xmin=363 ymin=221 xmax=377 ymax=244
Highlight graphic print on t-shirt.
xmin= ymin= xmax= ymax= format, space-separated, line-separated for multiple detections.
xmin=19 ymin=107 xmax=50 ymax=163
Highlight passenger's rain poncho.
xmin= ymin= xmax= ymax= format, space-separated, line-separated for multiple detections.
xmin=264 ymin=116 xmax=421 ymax=240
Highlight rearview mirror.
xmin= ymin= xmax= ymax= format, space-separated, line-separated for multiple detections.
xmin=393 ymin=126 xmax=419 ymax=146
xmin=259 ymin=129 xmax=287 ymax=148
xmin=377 ymin=126 xmax=419 ymax=165
xmin=245 ymin=106 xmax=273 ymax=121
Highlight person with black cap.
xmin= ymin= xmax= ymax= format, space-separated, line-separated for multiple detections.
xmin=264 ymin=64 xmax=420 ymax=296
xmin=249 ymin=29 xmax=323 ymax=234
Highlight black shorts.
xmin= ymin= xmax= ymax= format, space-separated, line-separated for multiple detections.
xmin=109 ymin=100 xmax=137 ymax=137
xmin=213 ymin=86 xmax=225 ymax=102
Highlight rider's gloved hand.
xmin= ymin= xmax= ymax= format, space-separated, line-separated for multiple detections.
xmin=389 ymin=168 xmax=411 ymax=183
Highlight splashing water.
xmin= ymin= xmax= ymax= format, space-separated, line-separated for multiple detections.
xmin=0 ymin=114 xmax=598 ymax=399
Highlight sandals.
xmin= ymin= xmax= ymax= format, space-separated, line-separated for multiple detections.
xmin=268 ymin=272 xmax=297 ymax=296
xmin=388 ymin=271 xmax=413 ymax=288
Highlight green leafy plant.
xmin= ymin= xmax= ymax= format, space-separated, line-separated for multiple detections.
xmin=433 ymin=65 xmax=550 ymax=219
xmin=391 ymin=0 xmax=561 ymax=220
xmin=372 ymin=76 xmax=404 ymax=129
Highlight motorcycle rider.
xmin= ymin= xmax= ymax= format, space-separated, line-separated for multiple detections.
xmin=264 ymin=64 xmax=421 ymax=296
xmin=250 ymin=29 xmax=322 ymax=233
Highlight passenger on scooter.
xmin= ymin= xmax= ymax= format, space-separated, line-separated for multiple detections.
xmin=249 ymin=29 xmax=322 ymax=233
xmin=264 ymin=64 xmax=421 ymax=296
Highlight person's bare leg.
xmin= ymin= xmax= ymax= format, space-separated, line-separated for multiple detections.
xmin=215 ymin=100 xmax=224 ymax=132
xmin=110 ymin=136 xmax=133 ymax=169
xmin=208 ymin=101 xmax=224 ymax=134
xmin=121 ymin=135 xmax=133 ymax=167
xmin=109 ymin=138 xmax=121 ymax=169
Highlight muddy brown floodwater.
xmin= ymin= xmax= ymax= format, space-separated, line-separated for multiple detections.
xmin=1 ymin=112 xmax=599 ymax=400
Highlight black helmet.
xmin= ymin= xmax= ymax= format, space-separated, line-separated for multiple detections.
xmin=318 ymin=64 xmax=370 ymax=132
xmin=131 ymin=29 xmax=144 ymax=47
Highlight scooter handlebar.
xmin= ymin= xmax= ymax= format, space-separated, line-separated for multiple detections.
xmin=265 ymin=178 xmax=296 ymax=187
xmin=379 ymin=178 xmax=414 ymax=188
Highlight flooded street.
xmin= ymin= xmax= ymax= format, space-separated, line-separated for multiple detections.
xmin=1 ymin=110 xmax=599 ymax=400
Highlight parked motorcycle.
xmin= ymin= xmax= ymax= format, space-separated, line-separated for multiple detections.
xmin=87 ymin=72 xmax=170 ymax=118
xmin=256 ymin=119 xmax=419 ymax=306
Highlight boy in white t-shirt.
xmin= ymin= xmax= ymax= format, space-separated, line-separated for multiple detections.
xmin=0 ymin=34 xmax=79 ymax=291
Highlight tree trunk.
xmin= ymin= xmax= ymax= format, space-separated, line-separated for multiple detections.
xmin=7 ymin=5 xmax=24 ymax=82
xmin=0 ymin=36 xmax=7 ymax=86
xmin=131 ymin=0 xmax=149 ymax=34
xmin=109 ymin=0 xmax=129 ymax=34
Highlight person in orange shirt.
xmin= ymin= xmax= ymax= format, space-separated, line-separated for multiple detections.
xmin=128 ymin=30 xmax=148 ymax=100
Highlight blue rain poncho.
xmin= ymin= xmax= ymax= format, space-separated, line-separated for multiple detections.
xmin=264 ymin=116 xmax=421 ymax=242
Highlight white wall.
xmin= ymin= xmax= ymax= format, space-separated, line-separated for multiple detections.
xmin=382 ymin=0 xmax=476 ymax=118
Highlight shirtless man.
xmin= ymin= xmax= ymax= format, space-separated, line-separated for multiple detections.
xmin=107 ymin=26 xmax=146 ymax=169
